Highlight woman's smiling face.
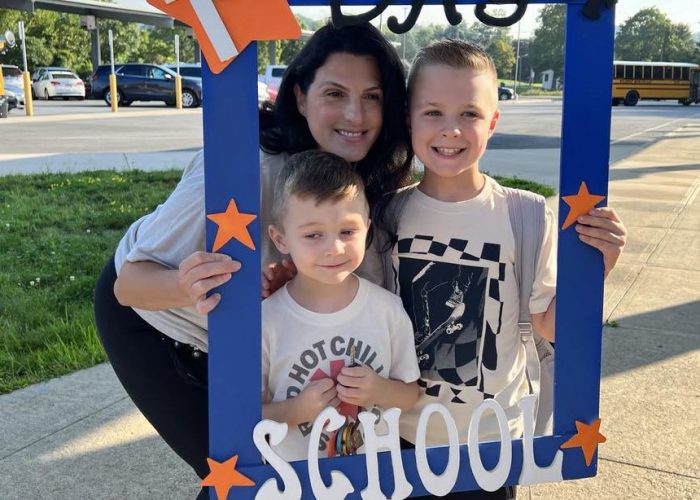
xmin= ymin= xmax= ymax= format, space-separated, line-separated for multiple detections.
xmin=294 ymin=52 xmax=383 ymax=163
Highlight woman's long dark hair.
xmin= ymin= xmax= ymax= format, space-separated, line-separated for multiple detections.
xmin=260 ymin=22 xmax=413 ymax=207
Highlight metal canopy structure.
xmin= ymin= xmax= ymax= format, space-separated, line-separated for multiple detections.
xmin=0 ymin=0 xmax=174 ymax=27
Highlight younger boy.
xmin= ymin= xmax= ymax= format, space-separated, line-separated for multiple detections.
xmin=262 ymin=150 xmax=420 ymax=462
xmin=384 ymin=40 xmax=624 ymax=474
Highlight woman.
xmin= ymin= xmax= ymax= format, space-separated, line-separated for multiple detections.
xmin=93 ymin=21 xmax=412 ymax=499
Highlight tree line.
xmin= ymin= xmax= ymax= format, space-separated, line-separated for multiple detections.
xmin=1 ymin=6 xmax=699 ymax=82
xmin=531 ymin=6 xmax=700 ymax=83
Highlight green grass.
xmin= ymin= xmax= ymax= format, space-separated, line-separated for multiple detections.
xmin=411 ymin=170 xmax=556 ymax=198
xmin=0 ymin=170 xmax=182 ymax=394
xmin=0 ymin=168 xmax=553 ymax=395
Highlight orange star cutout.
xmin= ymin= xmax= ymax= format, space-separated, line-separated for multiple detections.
xmin=147 ymin=0 xmax=300 ymax=74
xmin=561 ymin=181 xmax=606 ymax=230
xmin=561 ymin=418 xmax=607 ymax=466
xmin=201 ymin=455 xmax=255 ymax=500
xmin=207 ymin=198 xmax=257 ymax=252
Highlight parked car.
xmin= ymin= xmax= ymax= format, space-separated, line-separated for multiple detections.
xmin=32 ymin=69 xmax=85 ymax=100
xmin=3 ymin=81 xmax=25 ymax=109
xmin=257 ymin=81 xmax=271 ymax=108
xmin=258 ymin=64 xmax=286 ymax=95
xmin=32 ymin=66 xmax=70 ymax=80
xmin=31 ymin=66 xmax=70 ymax=97
xmin=90 ymin=63 xmax=202 ymax=108
xmin=0 ymin=95 xmax=9 ymax=118
xmin=165 ymin=62 xmax=270 ymax=107
xmin=498 ymin=82 xmax=516 ymax=101
xmin=1 ymin=64 xmax=23 ymax=87
xmin=164 ymin=63 xmax=201 ymax=79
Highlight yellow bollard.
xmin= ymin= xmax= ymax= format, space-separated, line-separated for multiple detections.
xmin=0 ymin=66 xmax=4 ymax=96
xmin=109 ymin=73 xmax=118 ymax=112
xmin=175 ymin=74 xmax=183 ymax=110
xmin=22 ymin=71 xmax=33 ymax=117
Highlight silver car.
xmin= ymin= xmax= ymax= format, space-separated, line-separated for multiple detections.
xmin=3 ymin=81 xmax=25 ymax=110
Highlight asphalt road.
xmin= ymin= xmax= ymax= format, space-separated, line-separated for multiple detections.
xmin=0 ymin=99 xmax=203 ymax=155
xmin=1 ymin=98 xmax=699 ymax=187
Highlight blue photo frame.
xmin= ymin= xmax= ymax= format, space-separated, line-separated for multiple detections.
xmin=200 ymin=1 xmax=615 ymax=497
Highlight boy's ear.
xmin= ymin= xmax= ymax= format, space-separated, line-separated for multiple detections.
xmin=268 ymin=225 xmax=290 ymax=254
xmin=293 ymin=84 xmax=306 ymax=117
xmin=488 ymin=109 xmax=500 ymax=138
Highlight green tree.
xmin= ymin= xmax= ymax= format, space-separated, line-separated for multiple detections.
xmin=488 ymin=38 xmax=516 ymax=80
xmin=147 ymin=27 xmax=197 ymax=66
xmin=1 ymin=9 xmax=92 ymax=75
xmin=530 ymin=4 xmax=565 ymax=81
xmin=256 ymin=15 xmax=316 ymax=72
xmin=615 ymin=8 xmax=699 ymax=63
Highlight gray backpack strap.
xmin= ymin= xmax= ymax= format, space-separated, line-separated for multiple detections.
xmin=504 ymin=187 xmax=547 ymax=428
xmin=504 ymin=187 xmax=546 ymax=323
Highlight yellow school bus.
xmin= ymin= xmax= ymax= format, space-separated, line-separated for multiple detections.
xmin=612 ymin=60 xmax=700 ymax=106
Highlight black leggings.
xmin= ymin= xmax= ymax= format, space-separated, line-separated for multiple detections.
xmin=94 ymin=257 xmax=210 ymax=496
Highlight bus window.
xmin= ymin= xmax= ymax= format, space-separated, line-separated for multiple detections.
xmin=615 ymin=65 xmax=624 ymax=79
xmin=681 ymin=67 xmax=689 ymax=80
xmin=624 ymin=65 xmax=633 ymax=79
xmin=653 ymin=66 xmax=664 ymax=80
xmin=642 ymin=66 xmax=651 ymax=79
xmin=664 ymin=66 xmax=673 ymax=79
xmin=634 ymin=66 xmax=643 ymax=79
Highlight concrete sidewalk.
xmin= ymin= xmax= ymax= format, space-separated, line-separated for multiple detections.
xmin=1 ymin=126 xmax=699 ymax=499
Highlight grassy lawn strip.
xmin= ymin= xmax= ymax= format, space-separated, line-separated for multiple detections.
xmin=0 ymin=169 xmax=555 ymax=395
xmin=0 ymin=170 xmax=182 ymax=394
xmin=412 ymin=170 xmax=556 ymax=198
xmin=489 ymin=174 xmax=556 ymax=197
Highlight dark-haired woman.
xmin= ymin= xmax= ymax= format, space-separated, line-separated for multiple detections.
xmin=93 ymin=22 xmax=411 ymax=498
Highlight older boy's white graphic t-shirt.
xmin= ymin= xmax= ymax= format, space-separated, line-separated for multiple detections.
xmin=390 ymin=176 xmax=556 ymax=445
xmin=262 ymin=276 xmax=420 ymax=461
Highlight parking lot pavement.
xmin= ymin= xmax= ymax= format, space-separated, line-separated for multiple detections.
xmin=0 ymin=99 xmax=203 ymax=174
xmin=5 ymin=97 xmax=183 ymax=117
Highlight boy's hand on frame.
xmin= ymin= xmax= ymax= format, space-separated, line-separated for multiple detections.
xmin=575 ymin=207 xmax=627 ymax=278
xmin=261 ymin=259 xmax=297 ymax=298
xmin=336 ymin=365 xmax=385 ymax=408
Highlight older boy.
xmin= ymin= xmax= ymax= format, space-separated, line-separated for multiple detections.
xmin=261 ymin=151 xmax=420 ymax=462
xmin=382 ymin=40 xmax=625 ymax=499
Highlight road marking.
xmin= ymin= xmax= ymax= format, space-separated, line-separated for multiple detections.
xmin=610 ymin=111 xmax=700 ymax=144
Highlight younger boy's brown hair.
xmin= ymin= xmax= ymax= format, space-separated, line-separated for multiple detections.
xmin=271 ymin=150 xmax=367 ymax=227
xmin=407 ymin=39 xmax=498 ymax=103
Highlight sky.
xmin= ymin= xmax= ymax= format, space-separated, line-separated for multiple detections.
xmin=292 ymin=1 xmax=700 ymax=39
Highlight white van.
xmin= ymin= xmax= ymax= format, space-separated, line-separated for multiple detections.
xmin=258 ymin=65 xmax=287 ymax=93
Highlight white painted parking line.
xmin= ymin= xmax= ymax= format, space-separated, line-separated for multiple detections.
xmin=611 ymin=112 xmax=700 ymax=145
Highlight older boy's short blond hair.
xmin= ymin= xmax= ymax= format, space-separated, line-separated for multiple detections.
xmin=271 ymin=150 xmax=367 ymax=227
xmin=407 ymin=39 xmax=498 ymax=102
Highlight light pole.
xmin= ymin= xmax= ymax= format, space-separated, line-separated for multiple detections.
xmin=513 ymin=20 xmax=521 ymax=99
xmin=402 ymin=7 xmax=408 ymax=61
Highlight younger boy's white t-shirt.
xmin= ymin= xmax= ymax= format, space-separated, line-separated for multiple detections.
xmin=262 ymin=276 xmax=420 ymax=462
xmin=390 ymin=176 xmax=556 ymax=445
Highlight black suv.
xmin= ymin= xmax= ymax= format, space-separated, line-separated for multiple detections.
xmin=90 ymin=63 xmax=202 ymax=108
